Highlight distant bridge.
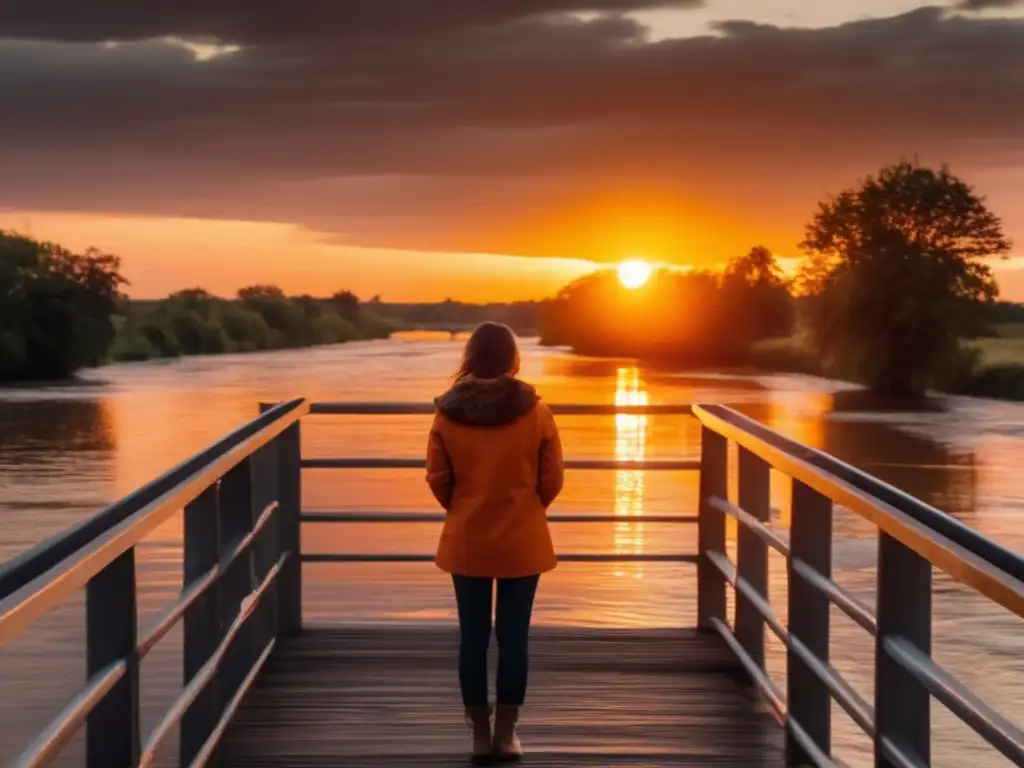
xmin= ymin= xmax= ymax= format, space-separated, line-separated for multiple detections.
xmin=391 ymin=322 xmax=537 ymax=337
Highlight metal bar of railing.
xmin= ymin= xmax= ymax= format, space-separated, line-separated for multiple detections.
xmin=885 ymin=637 xmax=1024 ymax=765
xmin=707 ymin=497 xmax=790 ymax=557
xmin=11 ymin=661 xmax=127 ymax=768
xmin=301 ymin=458 xmax=700 ymax=471
xmin=708 ymin=617 xmax=786 ymax=719
xmin=138 ymin=551 xmax=288 ymax=767
xmin=791 ymin=558 xmax=877 ymax=636
xmin=302 ymin=553 xmax=698 ymax=564
xmin=878 ymin=737 xmax=928 ymax=768
xmin=0 ymin=408 xmax=306 ymax=647
xmin=786 ymin=718 xmax=842 ymax=768
xmin=706 ymin=550 xmax=787 ymax=641
xmin=707 ymin=550 xmax=875 ymax=739
xmin=0 ymin=399 xmax=306 ymax=600
xmin=301 ymin=511 xmax=699 ymax=524
xmin=307 ymin=402 xmax=694 ymax=416
xmin=138 ymin=502 xmax=278 ymax=658
xmin=693 ymin=404 xmax=1024 ymax=589
xmin=185 ymin=637 xmax=277 ymax=768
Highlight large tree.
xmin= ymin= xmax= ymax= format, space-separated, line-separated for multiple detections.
xmin=0 ymin=232 xmax=126 ymax=379
xmin=799 ymin=161 xmax=1010 ymax=396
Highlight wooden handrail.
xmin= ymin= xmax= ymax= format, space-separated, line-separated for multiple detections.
xmin=692 ymin=403 xmax=1024 ymax=767
xmin=692 ymin=404 xmax=1024 ymax=619
xmin=0 ymin=406 xmax=307 ymax=645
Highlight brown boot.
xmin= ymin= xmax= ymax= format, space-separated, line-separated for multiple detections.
xmin=492 ymin=705 xmax=523 ymax=762
xmin=465 ymin=706 xmax=493 ymax=765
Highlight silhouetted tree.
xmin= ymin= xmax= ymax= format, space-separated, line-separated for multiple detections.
xmin=721 ymin=247 xmax=794 ymax=342
xmin=331 ymin=290 xmax=361 ymax=324
xmin=800 ymin=161 xmax=1009 ymax=396
xmin=0 ymin=232 xmax=126 ymax=379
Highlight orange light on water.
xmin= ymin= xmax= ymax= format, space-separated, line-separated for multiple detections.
xmin=614 ymin=366 xmax=648 ymax=579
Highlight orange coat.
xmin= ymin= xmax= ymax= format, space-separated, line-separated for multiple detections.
xmin=426 ymin=376 xmax=564 ymax=578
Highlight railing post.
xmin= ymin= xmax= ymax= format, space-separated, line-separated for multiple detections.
xmin=698 ymin=427 xmax=728 ymax=630
xmin=219 ymin=457 xmax=256 ymax=701
xmin=181 ymin=484 xmax=223 ymax=768
xmin=875 ymin=532 xmax=931 ymax=768
xmin=249 ymin=441 xmax=279 ymax=650
xmin=735 ymin=446 xmax=770 ymax=671
xmin=86 ymin=549 xmax=140 ymax=768
xmin=787 ymin=480 xmax=833 ymax=764
xmin=276 ymin=421 xmax=303 ymax=635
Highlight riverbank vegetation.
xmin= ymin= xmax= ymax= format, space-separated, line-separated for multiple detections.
xmin=541 ymin=161 xmax=1022 ymax=402
xmin=110 ymin=287 xmax=395 ymax=362
xmin=0 ymin=232 xmax=127 ymax=380
xmin=0 ymin=230 xmax=398 ymax=380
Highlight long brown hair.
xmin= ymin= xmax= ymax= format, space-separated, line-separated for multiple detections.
xmin=454 ymin=322 xmax=521 ymax=380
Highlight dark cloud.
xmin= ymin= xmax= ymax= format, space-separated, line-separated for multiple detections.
xmin=954 ymin=0 xmax=1024 ymax=11
xmin=0 ymin=3 xmax=1022 ymax=264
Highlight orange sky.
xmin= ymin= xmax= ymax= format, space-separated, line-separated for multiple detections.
xmin=4 ymin=209 xmax=1024 ymax=302
xmin=0 ymin=211 xmax=598 ymax=302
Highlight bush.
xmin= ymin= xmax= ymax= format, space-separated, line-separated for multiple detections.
xmin=109 ymin=328 xmax=157 ymax=362
xmin=953 ymin=363 xmax=1024 ymax=401
xmin=218 ymin=306 xmax=270 ymax=351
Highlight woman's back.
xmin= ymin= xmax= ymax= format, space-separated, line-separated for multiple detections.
xmin=427 ymin=375 xmax=563 ymax=578
xmin=424 ymin=321 xmax=564 ymax=762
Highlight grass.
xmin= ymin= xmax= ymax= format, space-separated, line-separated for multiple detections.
xmin=749 ymin=324 xmax=1024 ymax=401
xmin=966 ymin=324 xmax=1024 ymax=367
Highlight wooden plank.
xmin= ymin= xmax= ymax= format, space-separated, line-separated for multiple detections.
xmin=221 ymin=626 xmax=783 ymax=767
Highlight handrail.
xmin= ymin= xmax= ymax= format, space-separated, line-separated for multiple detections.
xmin=2 ymin=399 xmax=308 ymax=768
xmin=301 ymin=457 xmax=700 ymax=471
xmin=137 ymin=501 xmax=278 ymax=658
xmin=10 ymin=661 xmax=127 ymax=768
xmin=302 ymin=553 xmax=699 ymax=564
xmin=139 ymin=551 xmax=289 ymax=767
xmin=694 ymin=404 xmax=1024 ymax=583
xmin=0 ymin=404 xmax=306 ymax=645
xmin=693 ymin=405 xmax=1024 ymax=619
xmin=9 ymin=397 xmax=1023 ymax=768
xmin=301 ymin=511 xmax=699 ymax=524
xmin=305 ymin=401 xmax=693 ymax=416
xmin=0 ymin=399 xmax=306 ymax=599
xmin=693 ymin=403 xmax=1024 ymax=768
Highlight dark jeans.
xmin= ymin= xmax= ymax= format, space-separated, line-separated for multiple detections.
xmin=452 ymin=574 xmax=540 ymax=708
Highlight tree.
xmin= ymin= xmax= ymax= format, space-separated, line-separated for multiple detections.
xmin=330 ymin=290 xmax=361 ymax=324
xmin=0 ymin=232 xmax=126 ymax=379
xmin=799 ymin=161 xmax=1010 ymax=396
xmin=721 ymin=247 xmax=794 ymax=342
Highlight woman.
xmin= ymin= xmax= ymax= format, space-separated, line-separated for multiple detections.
xmin=426 ymin=322 xmax=564 ymax=764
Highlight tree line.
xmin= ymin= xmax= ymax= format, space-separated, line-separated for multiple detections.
xmin=3 ymin=160 xmax=1020 ymax=399
xmin=540 ymin=161 xmax=1017 ymax=400
xmin=0 ymin=231 xmax=397 ymax=381
xmin=112 ymin=286 xmax=394 ymax=362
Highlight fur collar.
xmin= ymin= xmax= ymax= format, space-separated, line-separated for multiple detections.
xmin=435 ymin=376 xmax=539 ymax=427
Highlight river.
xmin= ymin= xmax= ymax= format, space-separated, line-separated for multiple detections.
xmin=1 ymin=335 xmax=1023 ymax=766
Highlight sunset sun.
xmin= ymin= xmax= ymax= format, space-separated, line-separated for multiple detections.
xmin=618 ymin=259 xmax=653 ymax=290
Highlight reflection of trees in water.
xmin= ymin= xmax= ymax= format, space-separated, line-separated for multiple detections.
xmin=0 ymin=399 xmax=116 ymax=458
xmin=717 ymin=396 xmax=977 ymax=532
xmin=822 ymin=418 xmax=977 ymax=520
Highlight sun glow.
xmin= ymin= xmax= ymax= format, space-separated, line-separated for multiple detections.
xmin=618 ymin=259 xmax=653 ymax=289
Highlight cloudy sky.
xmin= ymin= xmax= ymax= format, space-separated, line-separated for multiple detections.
xmin=1 ymin=0 xmax=1023 ymax=300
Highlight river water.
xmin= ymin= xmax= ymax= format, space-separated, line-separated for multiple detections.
xmin=1 ymin=335 xmax=1023 ymax=766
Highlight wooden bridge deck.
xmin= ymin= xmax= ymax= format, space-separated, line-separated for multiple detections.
xmin=221 ymin=626 xmax=784 ymax=767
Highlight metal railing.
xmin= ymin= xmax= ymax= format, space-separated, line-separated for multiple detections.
xmin=693 ymin=403 xmax=1024 ymax=768
xmin=0 ymin=399 xmax=309 ymax=768
xmin=297 ymin=402 xmax=699 ymax=566
xmin=5 ymin=397 xmax=1024 ymax=768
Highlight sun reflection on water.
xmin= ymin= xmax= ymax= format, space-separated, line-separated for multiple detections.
xmin=613 ymin=367 xmax=648 ymax=578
